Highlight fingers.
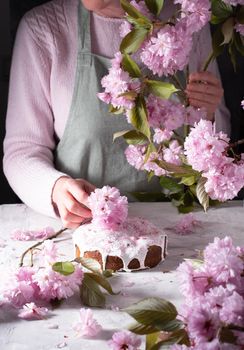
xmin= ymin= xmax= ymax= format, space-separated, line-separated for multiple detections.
xmin=189 ymin=71 xmax=221 ymax=87
xmin=63 ymin=192 xmax=91 ymax=218
xmin=186 ymin=71 xmax=224 ymax=118
xmin=52 ymin=177 xmax=95 ymax=229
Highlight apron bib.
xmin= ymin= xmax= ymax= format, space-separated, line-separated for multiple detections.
xmin=55 ymin=2 xmax=161 ymax=200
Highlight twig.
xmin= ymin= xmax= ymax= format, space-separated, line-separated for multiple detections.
xmin=19 ymin=228 xmax=67 ymax=267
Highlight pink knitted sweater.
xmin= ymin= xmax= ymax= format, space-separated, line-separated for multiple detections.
xmin=3 ymin=0 xmax=230 ymax=217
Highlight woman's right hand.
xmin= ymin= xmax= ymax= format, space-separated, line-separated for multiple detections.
xmin=52 ymin=176 xmax=96 ymax=229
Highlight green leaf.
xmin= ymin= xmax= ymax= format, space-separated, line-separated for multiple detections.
xmin=159 ymin=176 xmax=183 ymax=194
xmin=120 ymin=27 xmax=148 ymax=54
xmin=130 ymin=96 xmax=151 ymax=140
xmin=221 ymin=17 xmax=234 ymax=45
xmin=146 ymin=332 xmax=160 ymax=350
xmin=52 ymin=261 xmax=75 ymax=276
xmin=179 ymin=175 xmax=196 ymax=186
xmin=145 ymin=0 xmax=164 ymax=16
xmin=146 ymin=80 xmax=178 ymax=99
xmin=120 ymin=0 xmax=151 ymax=22
xmin=130 ymin=319 xmax=183 ymax=335
xmin=113 ymin=130 xmax=148 ymax=145
xmin=150 ymin=329 xmax=190 ymax=349
xmin=75 ymin=256 xmax=102 ymax=274
xmin=211 ymin=0 xmax=233 ymax=21
xmin=108 ymin=105 xmax=125 ymax=114
xmin=123 ymin=297 xmax=178 ymax=327
xmin=85 ymin=272 xmax=118 ymax=295
xmin=129 ymin=322 xmax=159 ymax=335
xmin=80 ymin=273 xmax=105 ymax=307
xmin=130 ymin=192 xmax=168 ymax=202
xmin=196 ymin=177 xmax=209 ymax=212
xmin=122 ymin=53 xmax=141 ymax=78
xmin=156 ymin=160 xmax=195 ymax=175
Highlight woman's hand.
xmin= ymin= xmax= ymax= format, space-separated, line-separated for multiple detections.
xmin=186 ymin=71 xmax=224 ymax=121
xmin=52 ymin=177 xmax=96 ymax=229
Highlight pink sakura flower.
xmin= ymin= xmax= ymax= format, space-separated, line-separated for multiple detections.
xmin=108 ymin=330 xmax=141 ymax=350
xmin=73 ymin=308 xmax=102 ymax=338
xmin=147 ymin=95 xmax=185 ymax=131
xmin=204 ymin=161 xmax=244 ymax=201
xmin=219 ymin=290 xmax=244 ymax=326
xmin=203 ymin=237 xmax=243 ymax=286
xmin=3 ymin=267 xmax=39 ymax=307
xmin=11 ymin=227 xmax=55 ymax=241
xmin=163 ymin=140 xmax=183 ymax=166
xmin=187 ymin=302 xmax=220 ymax=344
xmin=153 ymin=128 xmax=173 ymax=144
xmin=88 ymin=186 xmax=128 ymax=230
xmin=140 ymin=22 xmax=192 ymax=76
xmin=98 ymin=52 xmax=139 ymax=111
xmin=177 ymin=261 xmax=210 ymax=299
xmin=184 ymin=119 xmax=229 ymax=172
xmin=175 ymin=0 xmax=211 ymax=34
xmin=18 ymin=302 xmax=49 ymax=320
xmin=241 ymin=99 xmax=244 ymax=109
xmin=174 ymin=213 xmax=199 ymax=235
xmin=34 ymin=265 xmax=83 ymax=301
xmin=125 ymin=145 xmax=146 ymax=170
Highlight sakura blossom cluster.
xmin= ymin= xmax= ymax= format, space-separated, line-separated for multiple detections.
xmin=147 ymin=95 xmax=206 ymax=131
xmin=175 ymin=236 xmax=244 ymax=349
xmin=97 ymin=52 xmax=140 ymax=111
xmin=185 ymin=119 xmax=244 ymax=201
xmin=88 ymin=186 xmax=128 ymax=230
xmin=125 ymin=139 xmax=183 ymax=177
xmin=0 ymin=240 xmax=83 ymax=318
xmin=140 ymin=0 xmax=210 ymax=76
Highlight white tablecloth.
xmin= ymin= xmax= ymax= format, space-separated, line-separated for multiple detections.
xmin=0 ymin=202 xmax=243 ymax=350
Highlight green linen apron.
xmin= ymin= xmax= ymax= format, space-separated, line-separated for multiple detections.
xmin=55 ymin=2 xmax=161 ymax=199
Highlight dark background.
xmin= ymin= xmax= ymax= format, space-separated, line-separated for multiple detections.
xmin=0 ymin=1 xmax=244 ymax=204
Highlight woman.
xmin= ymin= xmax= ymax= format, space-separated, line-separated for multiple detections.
xmin=3 ymin=0 xmax=230 ymax=228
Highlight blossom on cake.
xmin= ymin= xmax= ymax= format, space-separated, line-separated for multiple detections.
xmin=88 ymin=186 xmax=128 ymax=230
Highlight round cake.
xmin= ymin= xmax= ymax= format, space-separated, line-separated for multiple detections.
xmin=73 ymin=217 xmax=167 ymax=272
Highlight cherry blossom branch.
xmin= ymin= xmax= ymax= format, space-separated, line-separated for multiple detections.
xmin=19 ymin=228 xmax=67 ymax=267
xmin=202 ymin=51 xmax=215 ymax=72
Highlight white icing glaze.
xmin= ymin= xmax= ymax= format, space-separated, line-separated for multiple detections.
xmin=73 ymin=217 xmax=167 ymax=271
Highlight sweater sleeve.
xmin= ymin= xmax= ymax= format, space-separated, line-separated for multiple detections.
xmin=190 ymin=24 xmax=231 ymax=136
xmin=3 ymin=15 xmax=68 ymax=217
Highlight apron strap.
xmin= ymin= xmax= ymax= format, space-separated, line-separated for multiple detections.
xmin=78 ymin=1 xmax=91 ymax=55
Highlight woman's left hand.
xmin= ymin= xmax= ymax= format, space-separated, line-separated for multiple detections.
xmin=186 ymin=71 xmax=224 ymax=121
